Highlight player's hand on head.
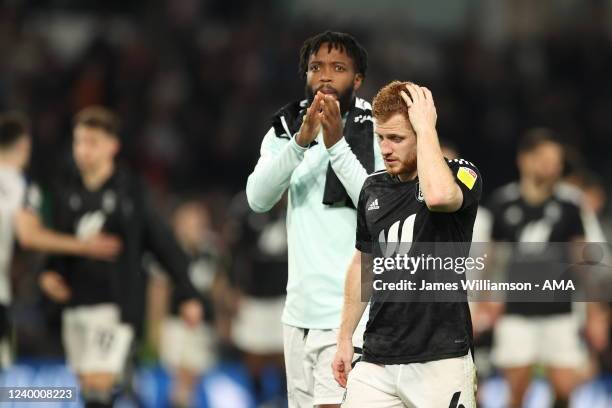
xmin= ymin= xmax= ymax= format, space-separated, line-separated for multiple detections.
xmin=296 ymin=93 xmax=323 ymax=147
xmin=320 ymin=94 xmax=343 ymax=148
xmin=332 ymin=338 xmax=354 ymax=388
xmin=82 ymin=233 xmax=122 ymax=261
xmin=39 ymin=271 xmax=71 ymax=303
xmin=179 ymin=298 xmax=203 ymax=328
xmin=400 ymin=83 xmax=437 ymax=136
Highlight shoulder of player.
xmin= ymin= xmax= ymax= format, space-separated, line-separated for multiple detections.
xmin=0 ymin=167 xmax=25 ymax=194
xmin=446 ymin=157 xmax=479 ymax=171
xmin=486 ymin=182 xmax=520 ymax=209
xmin=270 ymin=99 xmax=307 ymax=140
xmin=354 ymin=97 xmax=372 ymax=111
xmin=363 ymin=169 xmax=388 ymax=186
xmin=553 ymin=182 xmax=584 ymax=207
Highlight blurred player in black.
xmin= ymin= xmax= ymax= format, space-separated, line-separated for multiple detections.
xmin=227 ymin=190 xmax=288 ymax=405
xmin=333 ymin=81 xmax=482 ymax=407
xmin=0 ymin=112 xmax=120 ymax=369
xmin=38 ymin=107 xmax=202 ymax=408
xmin=485 ymin=129 xmax=593 ymax=408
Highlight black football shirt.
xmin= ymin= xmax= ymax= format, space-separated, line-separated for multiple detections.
xmin=487 ymin=182 xmax=585 ymax=315
xmin=356 ymin=158 xmax=482 ymax=364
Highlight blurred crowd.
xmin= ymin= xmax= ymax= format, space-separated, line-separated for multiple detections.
xmin=3 ymin=0 xmax=612 ymax=407
xmin=2 ymin=0 xmax=612 ymax=198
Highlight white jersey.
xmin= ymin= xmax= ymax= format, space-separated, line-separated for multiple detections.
xmin=247 ymin=100 xmax=384 ymax=329
xmin=0 ymin=166 xmax=26 ymax=305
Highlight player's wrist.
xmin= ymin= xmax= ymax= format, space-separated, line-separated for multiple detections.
xmin=76 ymin=240 xmax=90 ymax=256
xmin=294 ymin=132 xmax=311 ymax=148
xmin=414 ymin=126 xmax=437 ymax=139
xmin=337 ymin=330 xmax=353 ymax=343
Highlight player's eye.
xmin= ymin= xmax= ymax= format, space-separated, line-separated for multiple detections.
xmin=335 ymin=65 xmax=346 ymax=72
xmin=309 ymin=64 xmax=320 ymax=72
xmin=392 ymin=137 xmax=403 ymax=143
xmin=376 ymin=134 xmax=383 ymax=142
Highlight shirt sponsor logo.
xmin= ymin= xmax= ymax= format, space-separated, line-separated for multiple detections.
xmin=75 ymin=210 xmax=106 ymax=239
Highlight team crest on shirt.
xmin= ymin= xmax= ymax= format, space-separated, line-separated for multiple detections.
xmin=415 ymin=183 xmax=424 ymax=202
xmin=457 ymin=167 xmax=477 ymax=190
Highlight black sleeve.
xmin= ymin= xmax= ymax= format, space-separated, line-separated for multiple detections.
xmin=447 ymin=158 xmax=483 ymax=211
xmin=564 ymin=203 xmax=585 ymax=240
xmin=355 ymin=184 xmax=372 ymax=253
xmin=41 ymin=183 xmax=70 ymax=279
xmin=139 ymin=181 xmax=199 ymax=303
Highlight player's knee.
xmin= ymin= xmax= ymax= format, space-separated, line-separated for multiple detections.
xmin=81 ymin=373 xmax=117 ymax=392
xmin=548 ymin=370 xmax=579 ymax=398
xmin=550 ymin=379 xmax=575 ymax=399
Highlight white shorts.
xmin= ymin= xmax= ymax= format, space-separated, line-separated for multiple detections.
xmin=232 ymin=296 xmax=285 ymax=354
xmin=343 ymin=352 xmax=477 ymax=408
xmin=160 ymin=317 xmax=216 ymax=373
xmin=283 ymin=324 xmax=364 ymax=407
xmin=492 ymin=314 xmax=588 ymax=368
xmin=62 ymin=304 xmax=133 ymax=375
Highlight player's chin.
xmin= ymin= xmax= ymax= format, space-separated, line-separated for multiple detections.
xmin=384 ymin=162 xmax=399 ymax=174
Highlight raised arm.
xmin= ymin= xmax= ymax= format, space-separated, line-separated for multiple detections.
xmin=401 ymin=84 xmax=463 ymax=212
xmin=247 ymin=95 xmax=323 ymax=212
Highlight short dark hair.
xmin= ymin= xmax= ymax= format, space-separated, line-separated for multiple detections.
xmin=517 ymin=128 xmax=562 ymax=155
xmin=298 ymin=31 xmax=368 ymax=79
xmin=0 ymin=112 xmax=29 ymax=149
xmin=73 ymin=106 xmax=120 ymax=137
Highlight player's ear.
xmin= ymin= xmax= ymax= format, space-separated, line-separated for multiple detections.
xmin=353 ymin=73 xmax=363 ymax=91
xmin=110 ymin=138 xmax=121 ymax=156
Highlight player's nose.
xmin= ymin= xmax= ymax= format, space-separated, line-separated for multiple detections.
xmin=379 ymin=140 xmax=391 ymax=154
xmin=319 ymin=65 xmax=333 ymax=82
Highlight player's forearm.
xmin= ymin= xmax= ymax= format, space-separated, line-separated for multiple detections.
xmin=327 ymin=138 xmax=368 ymax=207
xmin=15 ymin=212 xmax=86 ymax=255
xmin=22 ymin=231 xmax=86 ymax=255
xmin=416 ymin=129 xmax=461 ymax=211
xmin=246 ymin=137 xmax=306 ymax=212
xmin=338 ymin=251 xmax=368 ymax=341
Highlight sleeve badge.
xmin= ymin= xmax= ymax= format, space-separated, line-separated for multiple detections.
xmin=457 ymin=167 xmax=477 ymax=190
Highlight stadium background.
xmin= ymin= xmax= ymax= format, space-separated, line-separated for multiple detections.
xmin=2 ymin=0 xmax=612 ymax=407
